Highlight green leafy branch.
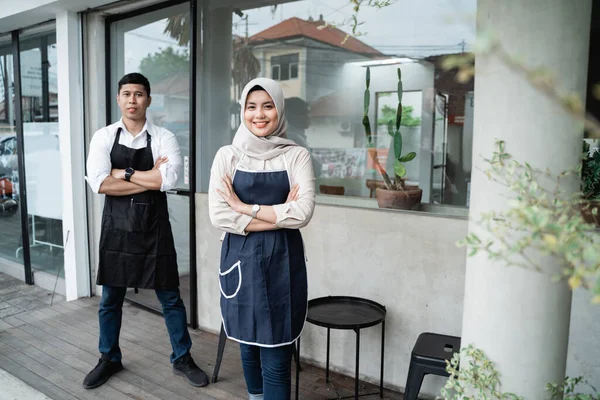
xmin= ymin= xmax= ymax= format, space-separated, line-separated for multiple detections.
xmin=439 ymin=345 xmax=599 ymax=400
xmin=439 ymin=344 xmax=522 ymax=400
xmin=458 ymin=140 xmax=600 ymax=301
xmin=318 ymin=0 xmax=398 ymax=43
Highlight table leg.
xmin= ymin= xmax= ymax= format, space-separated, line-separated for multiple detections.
xmin=380 ymin=320 xmax=385 ymax=398
xmin=355 ymin=327 xmax=360 ymax=400
xmin=326 ymin=327 xmax=331 ymax=383
xmin=296 ymin=336 xmax=301 ymax=400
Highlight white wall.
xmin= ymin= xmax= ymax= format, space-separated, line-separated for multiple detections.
xmin=196 ymin=193 xmax=467 ymax=396
xmin=196 ymin=193 xmax=600 ymax=396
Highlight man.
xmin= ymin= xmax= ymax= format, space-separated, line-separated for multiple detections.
xmin=84 ymin=72 xmax=208 ymax=389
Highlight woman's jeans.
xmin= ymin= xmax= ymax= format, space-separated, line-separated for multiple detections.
xmin=98 ymin=285 xmax=192 ymax=363
xmin=240 ymin=343 xmax=295 ymax=400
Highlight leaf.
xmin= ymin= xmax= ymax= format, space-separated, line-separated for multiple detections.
xmin=568 ymin=275 xmax=581 ymax=290
xmin=366 ymin=66 xmax=370 ymax=89
xmin=364 ymin=89 xmax=370 ymax=115
xmin=362 ymin=115 xmax=372 ymax=144
xmin=393 ymin=131 xmax=403 ymax=160
xmin=398 ymin=152 xmax=417 ymax=162
xmin=396 ymin=104 xmax=403 ymax=131
xmin=397 ymin=80 xmax=403 ymax=104
xmin=542 ymin=234 xmax=558 ymax=250
xmin=387 ymin=120 xmax=394 ymax=137
xmin=394 ymin=160 xmax=406 ymax=178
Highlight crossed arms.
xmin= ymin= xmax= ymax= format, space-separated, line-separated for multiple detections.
xmin=98 ymin=157 xmax=167 ymax=196
xmin=208 ymin=147 xmax=316 ymax=235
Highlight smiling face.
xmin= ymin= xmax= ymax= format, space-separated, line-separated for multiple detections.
xmin=117 ymin=83 xmax=151 ymax=122
xmin=244 ymin=90 xmax=279 ymax=137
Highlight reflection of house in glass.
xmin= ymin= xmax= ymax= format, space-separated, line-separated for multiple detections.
xmin=246 ymin=15 xmax=382 ymax=102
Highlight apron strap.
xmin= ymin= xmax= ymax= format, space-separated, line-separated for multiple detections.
xmin=232 ymin=153 xmax=245 ymax=182
xmin=111 ymin=127 xmax=122 ymax=154
xmin=282 ymin=152 xmax=292 ymax=189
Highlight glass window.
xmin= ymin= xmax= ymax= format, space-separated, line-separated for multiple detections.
xmin=109 ymin=3 xmax=193 ymax=320
xmin=0 ymin=36 xmax=23 ymax=265
xmin=110 ymin=3 xmax=191 ymax=191
xmin=18 ymin=30 xmax=64 ymax=276
xmin=271 ymin=53 xmax=299 ymax=81
xmin=202 ymin=0 xmax=476 ymax=214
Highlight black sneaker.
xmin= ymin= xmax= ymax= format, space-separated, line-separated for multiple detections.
xmin=173 ymin=353 xmax=209 ymax=387
xmin=83 ymin=354 xmax=124 ymax=389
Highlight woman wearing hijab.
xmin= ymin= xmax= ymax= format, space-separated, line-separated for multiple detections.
xmin=208 ymin=78 xmax=316 ymax=400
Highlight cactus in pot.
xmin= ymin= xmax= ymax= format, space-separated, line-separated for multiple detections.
xmin=363 ymin=66 xmax=417 ymax=190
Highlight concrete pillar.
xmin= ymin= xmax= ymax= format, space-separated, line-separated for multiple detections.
xmin=462 ymin=0 xmax=591 ymax=397
xmin=56 ymin=10 xmax=91 ymax=300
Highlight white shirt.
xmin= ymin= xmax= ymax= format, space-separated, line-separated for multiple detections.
xmin=86 ymin=119 xmax=182 ymax=193
xmin=209 ymin=145 xmax=316 ymax=235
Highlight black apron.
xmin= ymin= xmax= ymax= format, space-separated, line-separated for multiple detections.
xmin=97 ymin=128 xmax=179 ymax=290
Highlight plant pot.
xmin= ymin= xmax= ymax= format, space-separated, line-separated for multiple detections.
xmin=319 ymin=184 xmax=345 ymax=196
xmin=581 ymin=200 xmax=600 ymax=227
xmin=375 ymin=187 xmax=423 ymax=210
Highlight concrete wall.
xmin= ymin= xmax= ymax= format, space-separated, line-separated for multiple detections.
xmin=196 ymin=193 xmax=467 ymax=396
xmin=196 ymin=192 xmax=600 ymax=396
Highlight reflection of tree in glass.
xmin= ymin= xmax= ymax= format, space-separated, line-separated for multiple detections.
xmin=377 ymin=105 xmax=421 ymax=127
xmin=162 ymin=13 xmax=261 ymax=96
xmin=139 ymin=47 xmax=189 ymax=84
xmin=163 ymin=14 xmax=189 ymax=46
xmin=232 ymin=44 xmax=260 ymax=98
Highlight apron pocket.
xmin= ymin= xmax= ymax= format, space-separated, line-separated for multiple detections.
xmin=130 ymin=202 xmax=156 ymax=232
xmin=219 ymin=260 xmax=242 ymax=299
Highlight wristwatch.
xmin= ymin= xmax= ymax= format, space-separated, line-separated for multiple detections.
xmin=251 ymin=204 xmax=260 ymax=218
xmin=125 ymin=167 xmax=135 ymax=182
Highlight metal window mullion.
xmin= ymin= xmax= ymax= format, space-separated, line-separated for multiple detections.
xmin=41 ymin=35 xmax=50 ymax=122
xmin=12 ymin=30 xmax=33 ymax=285
xmin=188 ymin=0 xmax=198 ymax=330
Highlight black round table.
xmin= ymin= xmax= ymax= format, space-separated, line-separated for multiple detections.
xmin=296 ymin=296 xmax=386 ymax=400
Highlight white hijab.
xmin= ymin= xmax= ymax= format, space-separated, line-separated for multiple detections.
xmin=232 ymin=78 xmax=298 ymax=160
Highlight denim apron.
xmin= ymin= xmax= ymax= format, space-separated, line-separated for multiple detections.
xmin=97 ymin=128 xmax=179 ymax=290
xmin=219 ymin=155 xmax=308 ymax=347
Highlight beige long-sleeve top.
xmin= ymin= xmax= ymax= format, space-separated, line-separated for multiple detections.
xmin=208 ymin=145 xmax=316 ymax=235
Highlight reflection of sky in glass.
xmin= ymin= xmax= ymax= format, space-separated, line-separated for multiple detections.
xmin=120 ymin=0 xmax=476 ymax=76
xmin=234 ymin=0 xmax=476 ymax=57
xmin=124 ymin=20 xmax=187 ymax=73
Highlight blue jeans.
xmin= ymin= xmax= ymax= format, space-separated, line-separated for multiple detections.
xmin=98 ymin=286 xmax=192 ymax=363
xmin=240 ymin=343 xmax=294 ymax=400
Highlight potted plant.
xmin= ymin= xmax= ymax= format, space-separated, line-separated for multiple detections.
xmin=363 ymin=66 xmax=423 ymax=210
xmin=581 ymin=140 xmax=600 ymax=226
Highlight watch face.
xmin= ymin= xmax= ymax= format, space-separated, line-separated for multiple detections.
xmin=126 ymin=167 xmax=134 ymax=174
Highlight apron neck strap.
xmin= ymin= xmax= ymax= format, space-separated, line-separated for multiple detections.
xmin=111 ymin=127 xmax=122 ymax=153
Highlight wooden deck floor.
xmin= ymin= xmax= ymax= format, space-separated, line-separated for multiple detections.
xmin=0 ymin=274 xmax=403 ymax=400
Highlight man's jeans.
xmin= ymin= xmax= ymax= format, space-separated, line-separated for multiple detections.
xmin=98 ymin=286 xmax=192 ymax=363
xmin=240 ymin=343 xmax=294 ymax=400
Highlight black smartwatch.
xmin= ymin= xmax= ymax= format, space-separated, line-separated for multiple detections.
xmin=125 ymin=167 xmax=135 ymax=182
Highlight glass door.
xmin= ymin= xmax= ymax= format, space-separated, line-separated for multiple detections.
xmin=18 ymin=31 xmax=64 ymax=278
xmin=107 ymin=1 xmax=196 ymax=324
xmin=0 ymin=35 xmax=26 ymax=278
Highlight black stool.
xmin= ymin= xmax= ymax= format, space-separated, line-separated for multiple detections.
xmin=403 ymin=332 xmax=461 ymax=400
xmin=211 ymin=323 xmax=301 ymax=384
